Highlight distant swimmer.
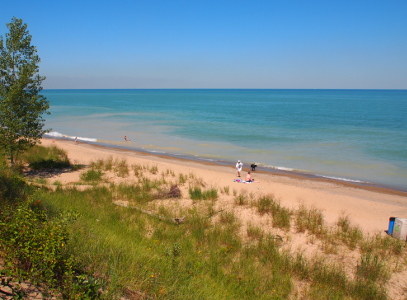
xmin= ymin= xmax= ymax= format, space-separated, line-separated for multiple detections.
xmin=124 ymin=136 xmax=131 ymax=142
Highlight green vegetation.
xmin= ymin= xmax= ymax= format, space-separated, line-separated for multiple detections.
xmin=0 ymin=146 xmax=406 ymax=299
xmin=0 ymin=17 xmax=50 ymax=166
xmin=189 ymin=186 xmax=218 ymax=200
xmin=22 ymin=144 xmax=71 ymax=170
xmin=80 ymin=169 xmax=104 ymax=183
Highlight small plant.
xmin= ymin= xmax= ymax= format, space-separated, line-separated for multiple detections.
xmin=89 ymin=158 xmax=105 ymax=170
xmin=71 ymin=163 xmax=85 ymax=171
xmin=234 ymin=192 xmax=248 ymax=205
xmin=114 ymin=159 xmax=129 ymax=177
xmin=361 ymin=232 xmax=405 ymax=257
xmin=132 ymin=164 xmax=143 ymax=176
xmin=73 ymin=274 xmax=105 ymax=299
xmin=272 ymin=205 xmax=292 ymax=231
xmin=221 ymin=185 xmax=230 ymax=195
xmin=356 ymin=253 xmax=390 ymax=283
xmin=247 ymin=223 xmax=264 ymax=240
xmin=219 ymin=211 xmax=237 ymax=224
xmin=255 ymin=195 xmax=276 ymax=214
xmin=34 ymin=177 xmax=48 ymax=184
xmin=104 ymin=156 xmax=114 ymax=171
xmin=80 ymin=169 xmax=103 ymax=183
xmin=321 ymin=233 xmax=339 ymax=254
xmin=165 ymin=242 xmax=182 ymax=260
xmin=150 ymin=165 xmax=158 ymax=174
xmin=295 ymin=204 xmax=324 ymax=235
xmin=178 ymin=173 xmax=187 ymax=185
xmin=189 ymin=186 xmax=218 ymax=200
xmin=162 ymin=169 xmax=175 ymax=177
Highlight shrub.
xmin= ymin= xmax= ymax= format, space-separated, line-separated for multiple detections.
xmin=22 ymin=145 xmax=71 ymax=170
xmin=0 ymin=199 xmax=75 ymax=287
xmin=0 ymin=170 xmax=31 ymax=206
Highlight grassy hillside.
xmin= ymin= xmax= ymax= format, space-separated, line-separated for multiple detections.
xmin=1 ymin=145 xmax=406 ymax=299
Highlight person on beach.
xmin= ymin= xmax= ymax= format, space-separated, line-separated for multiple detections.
xmin=245 ymin=171 xmax=259 ymax=183
xmin=74 ymin=137 xmax=78 ymax=144
xmin=124 ymin=136 xmax=131 ymax=142
xmin=236 ymin=160 xmax=243 ymax=177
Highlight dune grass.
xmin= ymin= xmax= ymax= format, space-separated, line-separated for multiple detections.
xmin=20 ymin=144 xmax=71 ymax=170
xmin=1 ymin=146 xmax=406 ymax=299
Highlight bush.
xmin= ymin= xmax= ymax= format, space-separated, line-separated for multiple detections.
xmin=0 ymin=199 xmax=76 ymax=287
xmin=0 ymin=169 xmax=31 ymax=206
xmin=22 ymin=145 xmax=71 ymax=170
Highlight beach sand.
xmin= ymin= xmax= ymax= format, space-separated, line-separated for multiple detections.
xmin=37 ymin=137 xmax=407 ymax=298
xmin=41 ymin=137 xmax=407 ymax=235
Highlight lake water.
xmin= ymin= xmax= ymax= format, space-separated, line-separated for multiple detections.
xmin=42 ymin=89 xmax=407 ymax=191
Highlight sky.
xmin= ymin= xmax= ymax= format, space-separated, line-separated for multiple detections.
xmin=1 ymin=0 xmax=407 ymax=89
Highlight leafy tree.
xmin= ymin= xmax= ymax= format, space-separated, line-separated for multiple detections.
xmin=0 ymin=17 xmax=50 ymax=167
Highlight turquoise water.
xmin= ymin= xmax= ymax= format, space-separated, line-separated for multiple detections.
xmin=42 ymin=89 xmax=407 ymax=191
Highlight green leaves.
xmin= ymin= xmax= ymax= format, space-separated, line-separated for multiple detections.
xmin=0 ymin=198 xmax=74 ymax=286
xmin=0 ymin=17 xmax=50 ymax=166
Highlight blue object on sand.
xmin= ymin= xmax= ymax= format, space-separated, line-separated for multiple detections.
xmin=388 ymin=217 xmax=396 ymax=235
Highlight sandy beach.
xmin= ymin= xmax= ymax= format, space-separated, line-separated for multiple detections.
xmin=42 ymin=137 xmax=407 ymax=235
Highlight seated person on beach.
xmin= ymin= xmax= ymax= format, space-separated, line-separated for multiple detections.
xmin=245 ymin=171 xmax=258 ymax=182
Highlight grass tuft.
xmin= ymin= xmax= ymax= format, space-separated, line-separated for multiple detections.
xmin=80 ymin=169 xmax=103 ymax=183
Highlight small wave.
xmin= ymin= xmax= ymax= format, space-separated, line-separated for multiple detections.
xmin=270 ymin=166 xmax=296 ymax=172
xmin=197 ymin=157 xmax=217 ymax=162
xmin=149 ymin=150 xmax=166 ymax=154
xmin=44 ymin=131 xmax=97 ymax=142
xmin=319 ymin=175 xmax=367 ymax=184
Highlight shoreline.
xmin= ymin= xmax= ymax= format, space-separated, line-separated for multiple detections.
xmin=46 ymin=136 xmax=407 ymax=196
xmin=41 ymin=137 xmax=407 ymax=235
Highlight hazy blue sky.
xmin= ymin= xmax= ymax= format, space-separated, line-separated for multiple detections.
xmin=1 ymin=0 xmax=406 ymax=89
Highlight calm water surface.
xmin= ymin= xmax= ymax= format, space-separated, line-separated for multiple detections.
xmin=42 ymin=89 xmax=407 ymax=191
